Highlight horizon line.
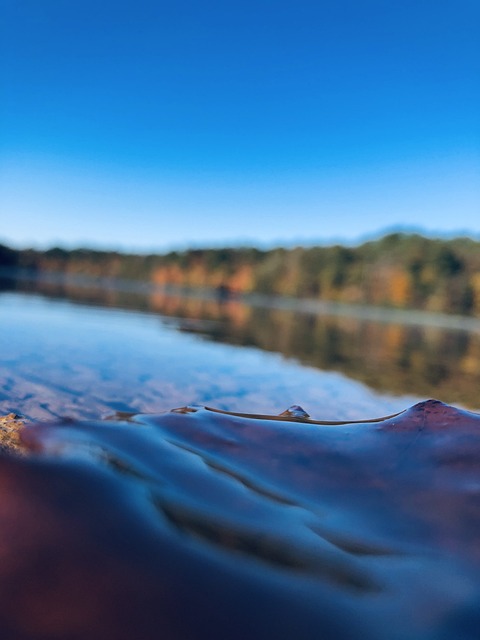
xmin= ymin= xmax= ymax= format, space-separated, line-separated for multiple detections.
xmin=2 ymin=225 xmax=480 ymax=256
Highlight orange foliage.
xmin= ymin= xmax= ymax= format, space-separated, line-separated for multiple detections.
xmin=389 ymin=269 xmax=412 ymax=307
xmin=151 ymin=265 xmax=185 ymax=286
xmin=226 ymin=264 xmax=254 ymax=293
xmin=366 ymin=266 xmax=411 ymax=308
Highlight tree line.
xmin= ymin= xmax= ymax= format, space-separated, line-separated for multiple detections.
xmin=2 ymin=232 xmax=480 ymax=316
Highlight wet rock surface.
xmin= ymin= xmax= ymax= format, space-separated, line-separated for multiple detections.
xmin=0 ymin=399 xmax=479 ymax=639
xmin=0 ymin=413 xmax=25 ymax=454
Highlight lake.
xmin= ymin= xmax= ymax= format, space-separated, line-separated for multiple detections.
xmin=1 ymin=275 xmax=480 ymax=639
xmin=2 ymin=274 xmax=480 ymax=421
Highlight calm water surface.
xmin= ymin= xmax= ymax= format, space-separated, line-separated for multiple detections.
xmin=3 ymin=275 xmax=480 ymax=419
xmin=0 ymin=290 xmax=418 ymax=421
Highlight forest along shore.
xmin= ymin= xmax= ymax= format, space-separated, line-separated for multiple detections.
xmin=2 ymin=232 xmax=480 ymax=317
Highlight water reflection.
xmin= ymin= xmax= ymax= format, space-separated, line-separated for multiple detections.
xmin=2 ymin=275 xmax=480 ymax=410
xmin=161 ymin=299 xmax=480 ymax=409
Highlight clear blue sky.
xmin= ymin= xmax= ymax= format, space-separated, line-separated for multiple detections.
xmin=1 ymin=0 xmax=479 ymax=252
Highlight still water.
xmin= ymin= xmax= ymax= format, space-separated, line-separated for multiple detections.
xmin=2 ymin=275 xmax=480 ymax=420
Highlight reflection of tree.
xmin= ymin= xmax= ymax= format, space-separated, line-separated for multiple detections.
xmin=144 ymin=297 xmax=480 ymax=410
xmin=5 ymin=275 xmax=480 ymax=410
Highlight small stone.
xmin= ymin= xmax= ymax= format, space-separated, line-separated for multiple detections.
xmin=0 ymin=413 xmax=25 ymax=454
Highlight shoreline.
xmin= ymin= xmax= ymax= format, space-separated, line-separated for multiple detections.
xmin=3 ymin=267 xmax=480 ymax=334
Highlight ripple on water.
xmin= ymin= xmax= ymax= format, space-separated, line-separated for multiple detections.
xmin=0 ymin=400 xmax=478 ymax=639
